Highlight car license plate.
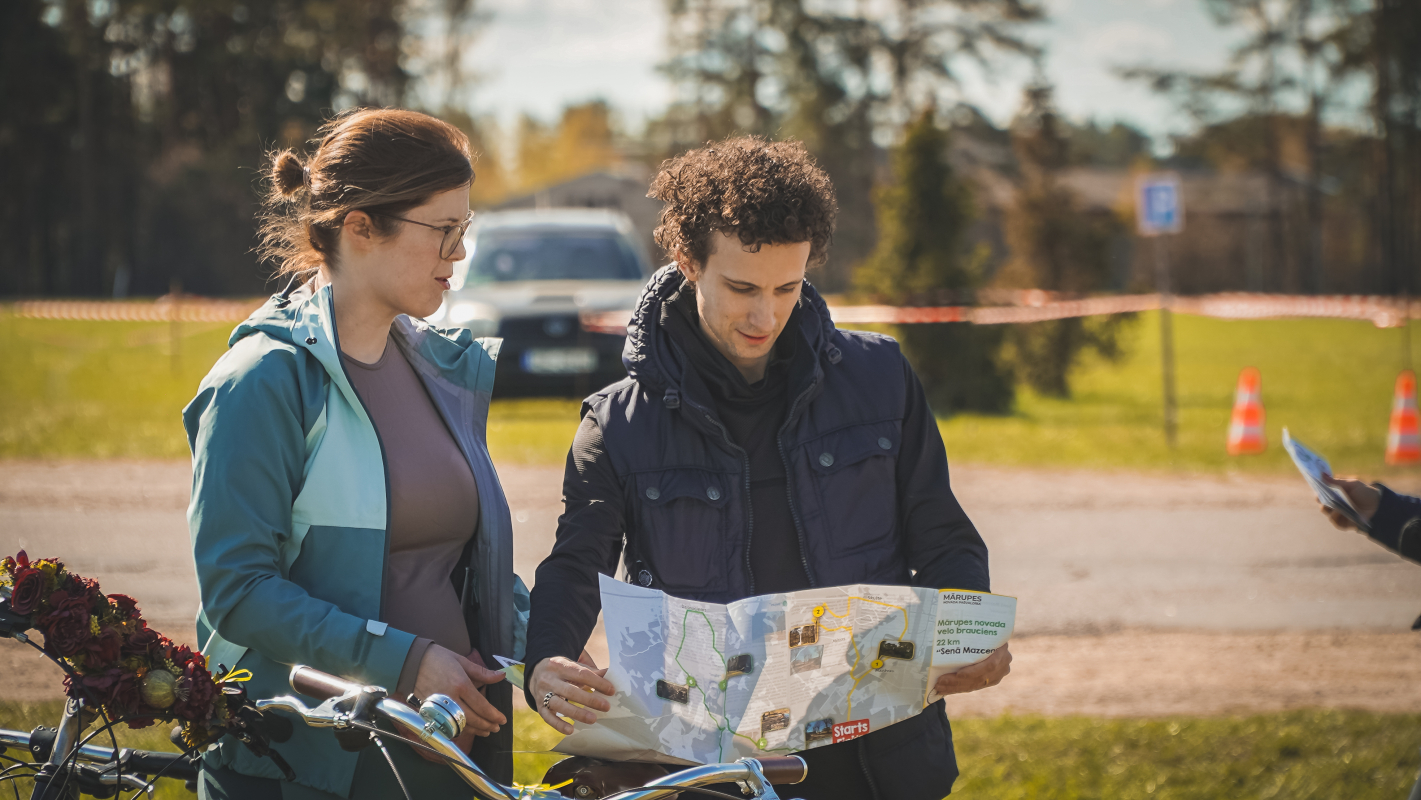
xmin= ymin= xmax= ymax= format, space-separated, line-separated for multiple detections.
xmin=522 ymin=348 xmax=597 ymax=374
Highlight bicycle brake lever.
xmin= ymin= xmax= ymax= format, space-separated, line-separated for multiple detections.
xmin=0 ymin=596 xmax=32 ymax=640
xmin=257 ymin=696 xmax=331 ymax=724
xmin=68 ymin=763 xmax=156 ymax=798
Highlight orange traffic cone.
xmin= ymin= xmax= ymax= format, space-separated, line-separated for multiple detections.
xmin=1227 ymin=367 xmax=1266 ymax=455
xmin=1386 ymin=370 xmax=1421 ymax=465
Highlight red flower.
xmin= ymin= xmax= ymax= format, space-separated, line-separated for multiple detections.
xmin=83 ymin=627 xmax=122 ymax=668
xmin=173 ymin=659 xmax=217 ymax=723
xmin=122 ymin=627 xmax=162 ymax=658
xmin=108 ymin=594 xmax=140 ymax=619
xmin=39 ymin=594 xmax=91 ymax=658
xmin=63 ymin=575 xmax=102 ymax=611
xmin=81 ymin=668 xmax=141 ymax=714
xmin=8 ymin=567 xmax=44 ymax=615
xmin=166 ymin=642 xmax=197 ymax=669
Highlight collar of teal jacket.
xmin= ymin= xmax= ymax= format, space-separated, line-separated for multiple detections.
xmin=230 ymin=279 xmax=500 ymax=409
xmin=190 ymin=282 xmax=524 ymax=794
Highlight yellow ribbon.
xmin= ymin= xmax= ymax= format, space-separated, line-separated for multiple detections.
xmin=510 ymin=778 xmax=572 ymax=798
xmin=218 ymin=668 xmax=253 ymax=683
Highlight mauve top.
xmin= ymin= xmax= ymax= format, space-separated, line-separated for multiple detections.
xmin=342 ymin=333 xmax=480 ymax=695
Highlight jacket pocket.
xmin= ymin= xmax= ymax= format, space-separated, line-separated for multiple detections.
xmin=802 ymin=420 xmax=901 ymax=557
xmin=629 ymin=468 xmax=733 ymax=594
xmin=860 ymin=701 xmax=958 ymax=800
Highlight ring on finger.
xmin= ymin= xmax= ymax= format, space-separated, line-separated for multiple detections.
xmin=543 ymin=691 xmax=557 ymax=709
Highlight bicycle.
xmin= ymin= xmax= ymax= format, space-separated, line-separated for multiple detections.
xmin=1 ymin=583 xmax=808 ymax=800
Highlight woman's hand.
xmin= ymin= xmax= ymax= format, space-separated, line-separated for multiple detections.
xmin=932 ymin=643 xmax=1012 ymax=697
xmin=529 ymin=656 xmax=615 ymax=735
xmin=413 ymin=645 xmax=506 ymax=738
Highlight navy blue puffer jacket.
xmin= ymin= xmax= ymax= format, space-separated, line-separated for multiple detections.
xmin=527 ymin=266 xmax=991 ymax=798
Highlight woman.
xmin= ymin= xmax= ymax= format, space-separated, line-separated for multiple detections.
xmin=184 ymin=108 xmax=527 ymax=799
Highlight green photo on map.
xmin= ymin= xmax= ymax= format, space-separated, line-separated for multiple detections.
xmin=804 ymin=718 xmax=834 ymax=748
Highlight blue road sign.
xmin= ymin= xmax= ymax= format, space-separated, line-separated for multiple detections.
xmin=1136 ymin=173 xmax=1184 ymax=236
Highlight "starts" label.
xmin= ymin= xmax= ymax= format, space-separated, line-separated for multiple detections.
xmin=832 ymin=719 xmax=870 ymax=743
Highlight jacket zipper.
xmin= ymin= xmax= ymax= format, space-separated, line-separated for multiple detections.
xmin=328 ymin=305 xmax=395 ymax=620
xmin=694 ymin=406 xmax=757 ymax=596
xmin=777 ymin=382 xmax=819 ymax=588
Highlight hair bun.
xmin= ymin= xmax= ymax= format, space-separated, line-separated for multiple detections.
xmin=271 ymin=150 xmax=307 ymax=198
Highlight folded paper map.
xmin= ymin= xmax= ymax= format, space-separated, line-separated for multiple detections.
xmin=554 ymin=574 xmax=1016 ymax=765
xmin=1283 ymin=428 xmax=1372 ymax=533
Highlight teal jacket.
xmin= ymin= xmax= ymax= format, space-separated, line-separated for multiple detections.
xmin=183 ymin=282 xmax=527 ymax=795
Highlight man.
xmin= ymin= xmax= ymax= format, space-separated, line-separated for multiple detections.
xmin=525 ymin=137 xmax=1010 ymax=799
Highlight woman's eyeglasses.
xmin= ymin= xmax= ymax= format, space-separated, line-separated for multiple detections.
xmin=375 ymin=212 xmax=474 ymax=259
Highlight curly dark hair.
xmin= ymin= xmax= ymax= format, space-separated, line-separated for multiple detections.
xmin=648 ymin=136 xmax=837 ymax=269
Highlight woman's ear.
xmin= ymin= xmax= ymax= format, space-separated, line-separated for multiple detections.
xmin=342 ymin=210 xmax=376 ymax=246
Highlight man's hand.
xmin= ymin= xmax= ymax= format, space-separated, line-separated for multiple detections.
xmin=932 ymin=643 xmax=1012 ymax=697
xmin=1319 ymin=475 xmax=1380 ymax=532
xmin=529 ymin=656 xmax=615 ymax=735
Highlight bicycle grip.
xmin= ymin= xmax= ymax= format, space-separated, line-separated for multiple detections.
xmin=754 ymin=755 xmax=807 ymax=785
xmin=289 ymin=665 xmax=358 ymax=701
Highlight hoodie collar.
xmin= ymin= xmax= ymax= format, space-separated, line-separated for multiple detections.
xmin=623 ymin=264 xmax=843 ymax=416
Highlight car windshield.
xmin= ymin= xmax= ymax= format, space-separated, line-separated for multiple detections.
xmin=465 ymin=227 xmax=645 ymax=283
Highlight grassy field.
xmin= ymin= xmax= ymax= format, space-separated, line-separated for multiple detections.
xmin=0 ymin=702 xmax=1415 ymax=798
xmin=933 ymin=313 xmax=1421 ymax=477
xmin=3 ymin=306 xmax=1419 ymax=476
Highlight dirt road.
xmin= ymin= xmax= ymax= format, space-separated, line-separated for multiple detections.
xmin=3 ymin=460 xmax=1418 ymax=715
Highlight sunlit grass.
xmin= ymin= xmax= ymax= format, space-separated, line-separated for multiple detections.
xmin=0 ymin=309 xmax=583 ymax=463
xmin=4 ymin=306 xmax=1420 ymax=476
xmin=2 ymin=702 xmax=1415 ymax=799
xmin=922 ymin=312 xmax=1421 ymax=478
xmin=950 ymin=710 xmax=1421 ymax=799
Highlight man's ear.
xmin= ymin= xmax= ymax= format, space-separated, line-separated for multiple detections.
xmin=674 ymin=249 xmax=701 ymax=283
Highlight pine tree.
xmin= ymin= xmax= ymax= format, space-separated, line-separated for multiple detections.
xmin=996 ymin=83 xmax=1129 ymax=397
xmin=855 ymin=109 xmax=1014 ymax=415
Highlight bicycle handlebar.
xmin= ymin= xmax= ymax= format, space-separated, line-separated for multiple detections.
xmin=269 ymin=665 xmax=806 ymax=800
xmin=746 ymin=756 xmax=807 ymax=785
xmin=290 ymin=664 xmax=358 ymax=702
xmin=0 ymin=727 xmax=199 ymax=793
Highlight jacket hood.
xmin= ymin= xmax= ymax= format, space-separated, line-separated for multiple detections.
xmin=622 ymin=264 xmax=843 ymax=400
xmin=230 ymin=279 xmax=311 ymax=348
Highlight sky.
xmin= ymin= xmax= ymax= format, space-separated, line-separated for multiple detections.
xmin=459 ymin=0 xmax=1242 ymax=147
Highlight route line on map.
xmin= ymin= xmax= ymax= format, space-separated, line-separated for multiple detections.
xmin=815 ymin=596 xmax=909 ymax=719
xmin=670 ymin=608 xmax=791 ymax=759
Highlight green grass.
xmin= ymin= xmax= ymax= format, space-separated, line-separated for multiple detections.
xmin=0 ymin=309 xmax=583 ymax=464
xmin=2 ymin=702 xmax=1416 ymax=798
xmin=3 ymin=306 xmax=1420 ymax=475
xmin=916 ymin=312 xmax=1420 ymax=477
xmin=950 ymin=711 xmax=1421 ymax=799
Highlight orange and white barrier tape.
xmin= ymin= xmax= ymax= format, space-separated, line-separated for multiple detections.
xmin=12 ymin=298 xmax=263 ymax=323
xmin=11 ymin=292 xmax=1420 ymax=331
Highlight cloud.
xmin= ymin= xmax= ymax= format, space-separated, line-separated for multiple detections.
xmin=1083 ymin=21 xmax=1173 ymax=61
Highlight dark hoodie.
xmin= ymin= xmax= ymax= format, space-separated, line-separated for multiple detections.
xmin=659 ymin=280 xmax=813 ymax=593
xmin=526 ymin=266 xmax=988 ymax=799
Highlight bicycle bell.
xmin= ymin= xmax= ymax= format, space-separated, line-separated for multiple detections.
xmin=418 ymin=694 xmax=465 ymax=739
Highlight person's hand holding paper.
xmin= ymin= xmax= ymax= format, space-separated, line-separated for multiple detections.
xmin=1318 ymin=474 xmax=1381 ymax=532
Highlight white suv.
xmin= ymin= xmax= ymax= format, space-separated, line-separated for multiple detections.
xmin=430 ymin=209 xmax=654 ymax=397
